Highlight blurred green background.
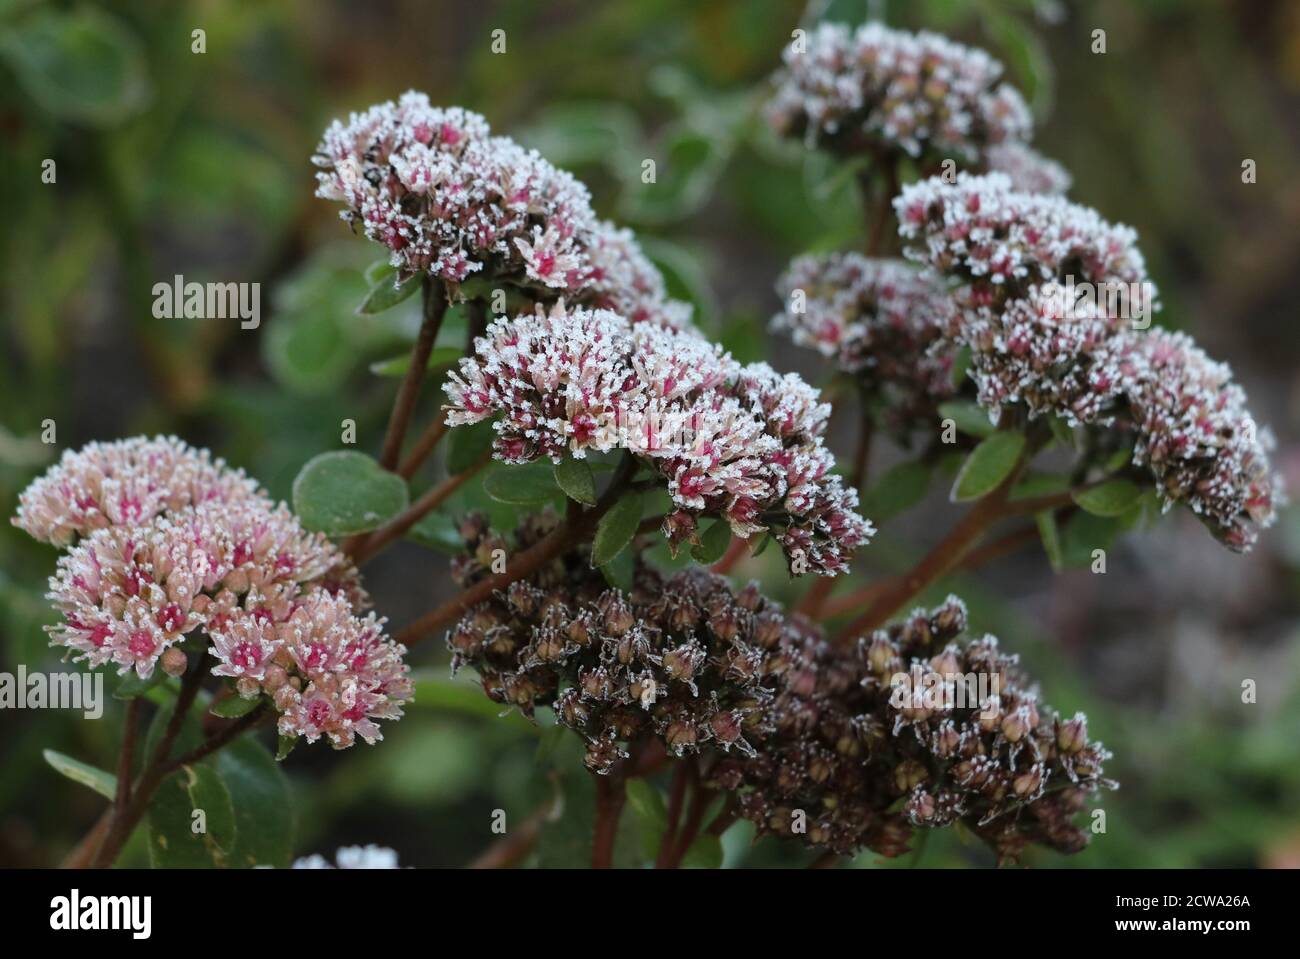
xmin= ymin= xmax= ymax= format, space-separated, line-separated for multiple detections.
xmin=2 ymin=0 xmax=1298 ymax=868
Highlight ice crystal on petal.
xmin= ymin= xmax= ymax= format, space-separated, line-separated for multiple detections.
xmin=767 ymin=23 xmax=1032 ymax=161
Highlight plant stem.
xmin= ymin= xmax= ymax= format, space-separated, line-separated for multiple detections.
xmin=591 ymin=774 xmax=627 ymax=869
xmin=349 ymin=453 xmax=490 ymax=564
xmin=837 ymin=451 xmax=1030 ymax=641
xmin=114 ymin=699 xmax=141 ymax=810
xmin=159 ymin=708 xmax=269 ymax=775
xmin=89 ymin=658 xmax=207 ymax=868
xmin=397 ymin=418 xmax=449 ymax=480
xmin=396 ymin=454 xmax=638 ymax=646
xmin=379 ymin=276 xmax=446 ymax=471
xmin=655 ymin=760 xmax=693 ymax=868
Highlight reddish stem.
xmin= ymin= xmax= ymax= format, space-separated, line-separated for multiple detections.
xmin=379 ymin=277 xmax=446 ymax=471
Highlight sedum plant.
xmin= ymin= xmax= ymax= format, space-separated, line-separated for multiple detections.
xmin=15 ymin=22 xmax=1280 ymax=870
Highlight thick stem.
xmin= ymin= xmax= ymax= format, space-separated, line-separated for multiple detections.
xmin=379 ymin=276 xmax=446 ymax=471
xmin=349 ymin=454 xmax=490 ymax=565
xmin=591 ymin=774 xmax=627 ymax=869
xmin=114 ymin=699 xmax=141 ymax=811
xmin=655 ymin=761 xmax=693 ymax=868
xmin=397 ymin=418 xmax=449 ymax=480
xmin=396 ymin=454 xmax=638 ymax=646
xmin=89 ymin=659 xmax=207 ymax=868
xmin=837 ymin=450 xmax=1031 ymax=642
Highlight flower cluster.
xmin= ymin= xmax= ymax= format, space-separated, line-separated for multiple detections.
xmin=447 ymin=518 xmax=1112 ymax=862
xmin=443 ymin=301 xmax=873 ymax=575
xmin=293 ymin=845 xmax=400 ymax=869
xmin=1125 ymin=330 xmax=1279 ymax=550
xmin=896 ymin=172 xmax=1279 ymax=548
xmin=767 ymin=22 xmax=1032 ymax=161
xmin=15 ymin=437 xmax=410 ymax=749
xmin=12 ymin=435 xmax=263 ymax=547
xmin=772 ymin=253 xmax=958 ymax=435
xmin=718 ymin=597 xmax=1114 ymax=862
xmin=314 ymin=93 xmax=691 ymax=330
xmin=985 ymin=142 xmax=1071 ymax=196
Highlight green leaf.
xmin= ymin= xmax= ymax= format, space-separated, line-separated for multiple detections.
xmin=1060 ymin=512 xmax=1126 ymax=568
xmin=368 ymin=346 xmax=462 ymax=378
xmin=1010 ymin=471 xmax=1071 ymax=502
xmin=113 ymin=667 xmax=167 ymax=701
xmin=0 ymin=7 xmax=149 ymax=126
xmin=146 ymin=763 xmax=237 ymax=868
xmin=356 ymin=272 xmax=421 ymax=315
xmin=1072 ymin=479 xmax=1143 ymax=517
xmin=406 ymin=510 xmax=463 ymax=553
xmin=680 ymin=833 xmax=724 ymax=869
xmin=447 ymin=420 xmax=497 ymax=474
xmin=624 ymin=779 xmax=668 ymax=829
xmin=951 ymin=432 xmax=1026 ymax=502
xmin=1035 ymin=510 xmax=1063 ymax=572
xmin=554 ymin=455 xmax=597 ymax=506
xmin=949 ymin=345 xmax=973 ymax=389
xmin=483 ymin=462 xmax=562 ymax=505
xmin=210 ymin=695 xmax=261 ymax=719
xmin=275 ymin=736 xmax=298 ymax=762
xmin=690 ymin=518 xmax=732 ymax=565
xmin=214 ymin=737 xmax=294 ymax=868
xmin=599 ymin=545 xmax=637 ymax=592
xmin=860 ymin=460 xmax=931 ymax=519
xmin=592 ymin=492 xmax=644 ymax=567
xmin=292 ymin=451 xmax=409 ymax=536
xmin=410 ymin=673 xmax=534 ymax=730
xmin=1048 ymin=415 xmax=1076 ymax=449
xmin=364 ymin=259 xmax=396 ymax=286
xmin=43 ymin=750 xmax=115 ymax=800
xmin=938 ymin=401 xmax=997 ymax=438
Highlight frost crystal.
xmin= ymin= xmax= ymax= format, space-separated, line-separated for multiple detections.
xmin=314 ymin=93 xmax=691 ymax=329
xmin=443 ymin=302 xmax=873 ymax=575
xmin=773 ymin=253 xmax=957 ymax=434
xmin=16 ymin=437 xmax=409 ymax=748
xmin=767 ymin=22 xmax=1032 ymax=161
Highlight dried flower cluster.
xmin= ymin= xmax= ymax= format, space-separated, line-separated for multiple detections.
xmin=767 ymin=22 xmax=1032 ymax=162
xmin=772 ymin=253 xmax=958 ymax=434
xmin=716 ymin=597 xmax=1113 ymax=863
xmin=896 ymin=172 xmax=1278 ymax=547
xmin=447 ymin=517 xmax=1112 ymax=862
xmin=315 ymin=92 xmax=690 ymax=330
xmin=443 ymin=301 xmax=873 ymax=574
xmin=13 ymin=437 xmax=411 ymax=749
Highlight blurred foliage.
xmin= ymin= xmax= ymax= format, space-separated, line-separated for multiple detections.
xmin=1 ymin=0 xmax=1298 ymax=868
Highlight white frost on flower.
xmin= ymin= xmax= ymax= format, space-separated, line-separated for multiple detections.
xmin=315 ymin=93 xmax=693 ymax=329
xmin=17 ymin=436 xmax=408 ymax=746
xmin=442 ymin=302 xmax=873 ymax=574
xmin=985 ymin=142 xmax=1071 ymax=196
xmin=1124 ymin=329 xmax=1279 ymax=551
xmin=12 ymin=435 xmax=264 ymax=547
xmin=772 ymin=253 xmax=957 ymax=433
xmin=293 ymin=845 xmax=401 ymax=869
xmin=767 ymin=22 xmax=1032 ymax=160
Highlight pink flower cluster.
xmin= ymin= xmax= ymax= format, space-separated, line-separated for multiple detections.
xmin=443 ymin=302 xmax=873 ymax=574
xmin=1125 ymin=330 xmax=1279 ymax=551
xmin=314 ymin=92 xmax=690 ymax=330
xmin=15 ymin=437 xmax=411 ymax=748
xmin=772 ymin=253 xmax=957 ymax=433
xmin=13 ymin=435 xmax=262 ymax=547
xmin=985 ymin=142 xmax=1071 ymax=196
xmin=767 ymin=22 xmax=1032 ymax=161
xmin=896 ymin=173 xmax=1278 ymax=549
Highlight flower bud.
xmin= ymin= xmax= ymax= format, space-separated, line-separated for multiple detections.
xmin=160 ymin=646 xmax=189 ymax=677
